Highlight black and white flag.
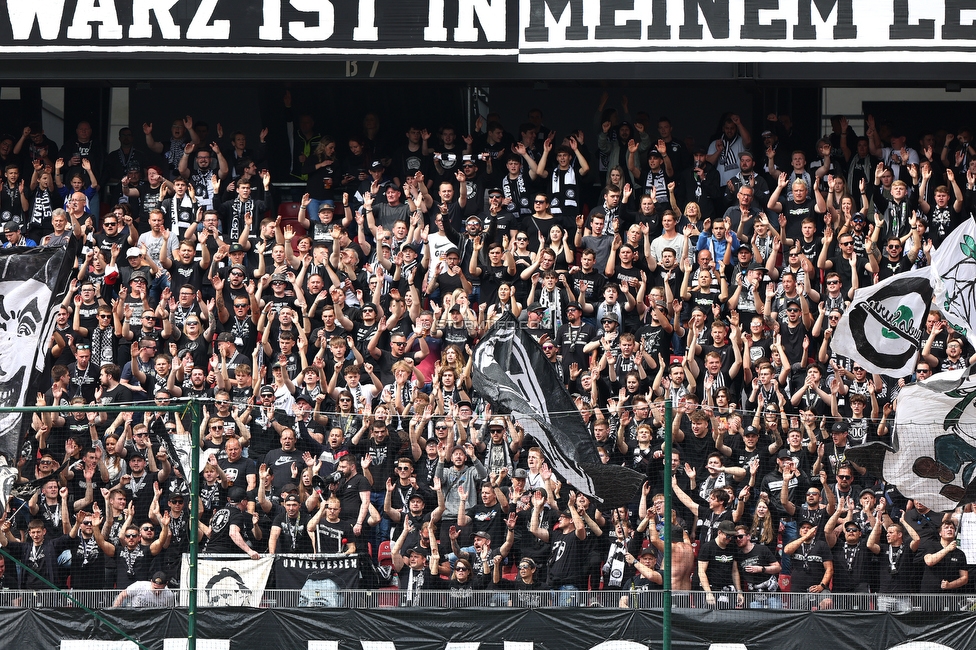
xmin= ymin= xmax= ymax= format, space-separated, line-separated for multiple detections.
xmin=0 ymin=242 xmax=77 ymax=516
xmin=472 ymin=313 xmax=645 ymax=508
xmin=182 ymin=554 xmax=274 ymax=606
xmin=831 ymin=268 xmax=933 ymax=377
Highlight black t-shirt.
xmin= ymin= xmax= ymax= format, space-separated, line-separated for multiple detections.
xmin=546 ymin=528 xmax=586 ymax=587
xmin=698 ymin=540 xmax=737 ymax=590
xmin=314 ymin=518 xmax=355 ymax=554
xmin=271 ymin=510 xmax=315 ymax=554
xmin=217 ymin=457 xmax=256 ymax=491
xmin=789 ymin=538 xmax=831 ymax=592
xmin=736 ymin=542 xmax=780 ymax=591
xmin=464 ymin=502 xmax=506 ymax=546
xmin=204 ymin=505 xmax=250 ymax=554
xmin=334 ymin=474 xmax=371 ymax=522
xmin=918 ymin=540 xmax=968 ymax=592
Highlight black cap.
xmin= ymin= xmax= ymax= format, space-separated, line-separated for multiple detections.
xmin=228 ymin=243 xmax=245 ymax=253
xmin=639 ymin=546 xmax=655 ymax=556
xmin=3 ymin=221 xmax=20 ymax=233
xmin=283 ymin=494 xmax=300 ymax=503
xmin=717 ymin=520 xmax=738 ymax=535
xmin=776 ymin=448 xmax=793 ymax=459
xmin=408 ymin=546 xmax=430 ymax=558
xmin=473 ymin=530 xmax=492 ymax=541
xmin=227 ymin=487 xmax=248 ymax=503
xmin=260 ymin=385 xmax=275 ymax=396
xmin=647 ymin=149 xmax=663 ymax=159
xmin=152 ymin=571 xmax=168 ymax=585
xmin=831 ymin=421 xmax=850 ymax=434
xmin=743 ymin=426 xmax=760 ymax=437
xmin=216 ymin=332 xmax=235 ymax=343
xmin=370 ymin=160 xmax=385 ymax=170
xmin=527 ymin=302 xmax=545 ymax=312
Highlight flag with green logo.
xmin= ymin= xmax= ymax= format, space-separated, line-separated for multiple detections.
xmin=832 ymin=267 xmax=933 ymax=377
xmin=932 ymin=218 xmax=976 ymax=347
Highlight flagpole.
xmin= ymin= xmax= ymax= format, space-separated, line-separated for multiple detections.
xmin=188 ymin=399 xmax=202 ymax=650
xmin=663 ymin=400 xmax=673 ymax=650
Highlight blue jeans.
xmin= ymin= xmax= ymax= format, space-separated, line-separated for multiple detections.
xmin=306 ymin=198 xmax=323 ymax=223
xmin=369 ymin=491 xmax=390 ymax=557
xmin=555 ymin=584 xmax=579 ymax=607
xmin=150 ymin=272 xmax=170 ymax=306
xmin=780 ymin=520 xmax=798 ymax=575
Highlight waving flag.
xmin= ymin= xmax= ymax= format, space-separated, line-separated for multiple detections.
xmin=831 ymin=267 xmax=933 ymax=377
xmin=848 ymin=365 xmax=976 ymax=512
xmin=0 ymin=242 xmax=77 ymax=516
xmin=472 ymin=312 xmax=645 ymax=508
xmin=932 ymin=217 xmax=976 ymax=347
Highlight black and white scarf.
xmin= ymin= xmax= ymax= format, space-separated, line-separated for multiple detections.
xmin=720 ymin=134 xmax=741 ymax=170
xmin=502 ymin=172 xmax=530 ymax=217
xmin=549 ymin=167 xmax=578 ymax=214
xmin=230 ymin=199 xmax=253 ymax=241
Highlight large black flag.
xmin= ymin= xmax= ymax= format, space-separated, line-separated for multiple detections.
xmin=472 ymin=313 xmax=645 ymax=508
xmin=0 ymin=242 xmax=77 ymax=515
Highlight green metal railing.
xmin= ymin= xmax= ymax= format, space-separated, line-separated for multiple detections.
xmin=0 ymin=401 xmax=201 ymax=650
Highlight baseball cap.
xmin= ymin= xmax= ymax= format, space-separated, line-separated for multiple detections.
xmin=227 ymin=487 xmax=248 ymax=503
xmin=126 ymin=246 xmax=143 ymax=258
xmin=228 ymin=243 xmax=245 ymax=254
xmin=717 ymin=520 xmax=738 ymax=535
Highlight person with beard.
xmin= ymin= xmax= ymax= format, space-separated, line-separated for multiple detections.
xmin=150 ymin=490 xmax=189 ymax=584
xmin=707 ymin=114 xmax=752 ymax=185
xmin=268 ymin=493 xmax=314 ymax=554
xmin=599 ymin=120 xmax=650 ymax=188
xmin=330 ymin=454 xmax=372 ymax=545
xmin=178 ymin=142 xmax=228 ymax=212
xmin=307 ymin=496 xmax=356 ymax=554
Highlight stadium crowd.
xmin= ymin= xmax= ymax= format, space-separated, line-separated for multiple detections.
xmin=0 ymin=94 xmax=974 ymax=609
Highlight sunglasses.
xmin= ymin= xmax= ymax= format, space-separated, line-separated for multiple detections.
xmin=125 ymin=533 xmax=139 ymax=538
xmin=103 ymin=221 xmax=118 ymax=226
xmin=735 ymin=534 xmax=748 ymax=539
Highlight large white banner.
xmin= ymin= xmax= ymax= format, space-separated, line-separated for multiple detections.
xmin=882 ymin=367 xmax=976 ymax=512
xmin=181 ymin=555 xmax=274 ymax=607
xmin=932 ymin=217 xmax=976 ymax=348
xmin=3 ymin=1 xmax=976 ymax=62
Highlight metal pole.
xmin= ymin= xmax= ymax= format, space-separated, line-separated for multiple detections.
xmin=662 ymin=400 xmax=673 ymax=650
xmin=187 ymin=399 xmax=202 ymax=650
xmin=0 ymin=401 xmax=188 ymax=650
